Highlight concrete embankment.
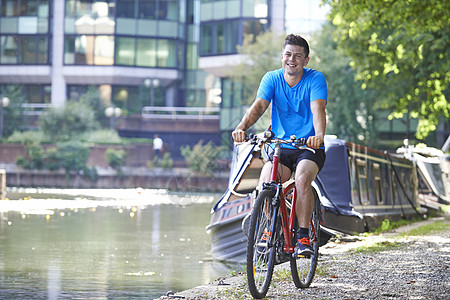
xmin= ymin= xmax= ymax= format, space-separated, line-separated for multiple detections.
xmin=157 ymin=217 xmax=450 ymax=300
xmin=0 ymin=164 xmax=229 ymax=193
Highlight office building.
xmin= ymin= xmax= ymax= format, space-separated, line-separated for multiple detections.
xmin=0 ymin=0 xmax=334 ymax=154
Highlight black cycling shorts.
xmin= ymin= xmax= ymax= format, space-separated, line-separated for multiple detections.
xmin=267 ymin=147 xmax=326 ymax=173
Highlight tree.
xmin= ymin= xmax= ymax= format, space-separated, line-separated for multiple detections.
xmin=39 ymin=100 xmax=100 ymax=142
xmin=0 ymin=85 xmax=26 ymax=138
xmin=323 ymin=0 xmax=449 ymax=139
xmin=309 ymin=22 xmax=379 ymax=146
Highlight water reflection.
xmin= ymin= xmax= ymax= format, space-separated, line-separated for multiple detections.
xmin=0 ymin=189 xmax=236 ymax=299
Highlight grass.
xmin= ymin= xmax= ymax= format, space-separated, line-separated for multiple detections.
xmin=350 ymin=240 xmax=404 ymax=254
xmin=403 ymin=219 xmax=450 ymax=236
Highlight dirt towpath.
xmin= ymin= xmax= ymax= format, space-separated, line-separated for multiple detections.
xmin=158 ymin=217 xmax=450 ymax=300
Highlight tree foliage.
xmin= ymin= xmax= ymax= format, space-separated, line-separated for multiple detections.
xmin=309 ymin=22 xmax=379 ymax=146
xmin=323 ymin=0 xmax=449 ymax=139
xmin=39 ymin=100 xmax=100 ymax=142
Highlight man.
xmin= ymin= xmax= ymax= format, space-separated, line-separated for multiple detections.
xmin=232 ymin=34 xmax=327 ymax=256
xmin=153 ymin=134 xmax=163 ymax=161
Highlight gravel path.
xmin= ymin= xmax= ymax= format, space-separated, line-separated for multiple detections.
xmin=158 ymin=217 xmax=450 ymax=300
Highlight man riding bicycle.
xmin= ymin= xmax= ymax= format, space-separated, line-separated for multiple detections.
xmin=232 ymin=34 xmax=327 ymax=257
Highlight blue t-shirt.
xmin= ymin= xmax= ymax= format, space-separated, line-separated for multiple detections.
xmin=256 ymin=68 xmax=327 ymax=147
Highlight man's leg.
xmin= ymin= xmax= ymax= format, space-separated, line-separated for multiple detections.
xmin=258 ymin=161 xmax=292 ymax=191
xmin=294 ymin=159 xmax=319 ymax=255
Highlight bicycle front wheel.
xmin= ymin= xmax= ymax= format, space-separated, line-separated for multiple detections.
xmin=290 ymin=187 xmax=321 ymax=288
xmin=246 ymin=189 xmax=277 ymax=299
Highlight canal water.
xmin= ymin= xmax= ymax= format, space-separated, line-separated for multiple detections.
xmin=0 ymin=188 xmax=236 ymax=299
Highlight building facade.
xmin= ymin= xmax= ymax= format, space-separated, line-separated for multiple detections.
xmin=1 ymin=1 xmax=345 ymax=155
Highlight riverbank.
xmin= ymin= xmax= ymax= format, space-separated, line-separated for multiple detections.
xmin=157 ymin=216 xmax=450 ymax=300
xmin=0 ymin=164 xmax=229 ymax=193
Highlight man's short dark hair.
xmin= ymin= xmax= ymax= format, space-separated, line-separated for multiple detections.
xmin=284 ymin=34 xmax=310 ymax=58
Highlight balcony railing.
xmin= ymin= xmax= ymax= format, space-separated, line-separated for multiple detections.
xmin=141 ymin=106 xmax=220 ymax=120
xmin=21 ymin=103 xmax=53 ymax=115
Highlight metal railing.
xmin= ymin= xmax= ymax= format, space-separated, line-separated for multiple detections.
xmin=141 ymin=106 xmax=220 ymax=120
xmin=21 ymin=103 xmax=53 ymax=115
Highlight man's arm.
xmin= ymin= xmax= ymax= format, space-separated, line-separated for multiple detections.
xmin=308 ymin=99 xmax=326 ymax=149
xmin=232 ymin=98 xmax=270 ymax=142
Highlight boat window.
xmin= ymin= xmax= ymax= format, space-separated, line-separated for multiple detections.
xmin=356 ymin=159 xmax=369 ymax=205
xmin=373 ymin=163 xmax=383 ymax=204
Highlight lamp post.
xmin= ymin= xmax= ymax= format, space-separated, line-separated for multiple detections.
xmin=144 ymin=78 xmax=160 ymax=107
xmin=105 ymin=106 xmax=122 ymax=130
xmin=0 ymin=96 xmax=10 ymax=140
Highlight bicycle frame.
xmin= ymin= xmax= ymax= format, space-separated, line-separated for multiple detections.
xmin=265 ymin=140 xmax=317 ymax=256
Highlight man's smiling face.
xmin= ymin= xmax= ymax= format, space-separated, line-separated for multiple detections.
xmin=281 ymin=44 xmax=309 ymax=76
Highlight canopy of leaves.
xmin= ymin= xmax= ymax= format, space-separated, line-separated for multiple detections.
xmin=323 ymin=0 xmax=449 ymax=139
xmin=309 ymin=22 xmax=379 ymax=146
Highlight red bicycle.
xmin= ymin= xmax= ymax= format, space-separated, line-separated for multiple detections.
xmin=245 ymin=131 xmax=321 ymax=298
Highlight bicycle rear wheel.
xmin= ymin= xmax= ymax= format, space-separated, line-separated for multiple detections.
xmin=290 ymin=187 xmax=320 ymax=288
xmin=246 ymin=189 xmax=277 ymax=299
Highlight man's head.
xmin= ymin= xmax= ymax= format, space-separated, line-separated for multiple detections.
xmin=281 ymin=34 xmax=310 ymax=76
xmin=283 ymin=34 xmax=310 ymax=58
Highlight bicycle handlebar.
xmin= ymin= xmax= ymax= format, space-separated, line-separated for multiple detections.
xmin=245 ymin=131 xmax=317 ymax=152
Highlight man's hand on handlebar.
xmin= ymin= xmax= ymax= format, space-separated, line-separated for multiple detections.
xmin=306 ymin=135 xmax=324 ymax=149
xmin=232 ymin=128 xmax=247 ymax=143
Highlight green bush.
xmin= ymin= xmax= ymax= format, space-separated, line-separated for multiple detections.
xmin=105 ymin=148 xmax=125 ymax=169
xmin=45 ymin=147 xmax=62 ymax=171
xmin=7 ymin=130 xmax=49 ymax=145
xmin=105 ymin=148 xmax=125 ymax=176
xmin=83 ymin=129 xmax=122 ymax=145
xmin=147 ymin=152 xmax=174 ymax=169
xmin=57 ymin=141 xmax=91 ymax=181
xmin=15 ymin=143 xmax=45 ymax=169
xmin=180 ymin=140 xmax=226 ymax=176
xmin=39 ymin=100 xmax=99 ymax=143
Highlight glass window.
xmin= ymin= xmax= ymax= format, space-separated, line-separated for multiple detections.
xmin=226 ymin=20 xmax=239 ymax=53
xmin=27 ymin=85 xmax=42 ymax=103
xmin=37 ymin=16 xmax=49 ymax=33
xmin=20 ymin=0 xmax=37 ymax=16
xmin=0 ymin=17 xmax=18 ymax=33
xmin=157 ymin=39 xmax=176 ymax=67
xmin=115 ymin=37 xmax=135 ymax=65
xmin=18 ymin=16 xmax=38 ymax=34
xmin=159 ymin=0 xmax=178 ymax=21
xmin=0 ymin=35 xmax=18 ymax=63
xmin=116 ymin=0 xmax=136 ymax=18
xmin=1 ymin=0 xmax=19 ymax=16
xmin=75 ymin=35 xmax=91 ymax=64
xmin=64 ymin=36 xmax=75 ymax=64
xmin=19 ymin=36 xmax=35 ymax=63
xmin=221 ymin=78 xmax=232 ymax=108
xmin=116 ymin=18 xmax=136 ymax=35
xmin=214 ymin=23 xmax=224 ymax=54
xmin=138 ymin=0 xmax=156 ymax=19
xmin=125 ymin=86 xmax=141 ymax=113
xmin=37 ymin=36 xmax=47 ymax=63
xmin=200 ymin=24 xmax=211 ymax=55
xmin=136 ymin=38 xmax=156 ymax=67
xmin=94 ymin=35 xmax=114 ymax=65
xmin=186 ymin=0 xmax=194 ymax=24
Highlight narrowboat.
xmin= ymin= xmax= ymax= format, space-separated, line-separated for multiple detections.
xmin=206 ymin=136 xmax=424 ymax=263
xmin=397 ymin=142 xmax=450 ymax=210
